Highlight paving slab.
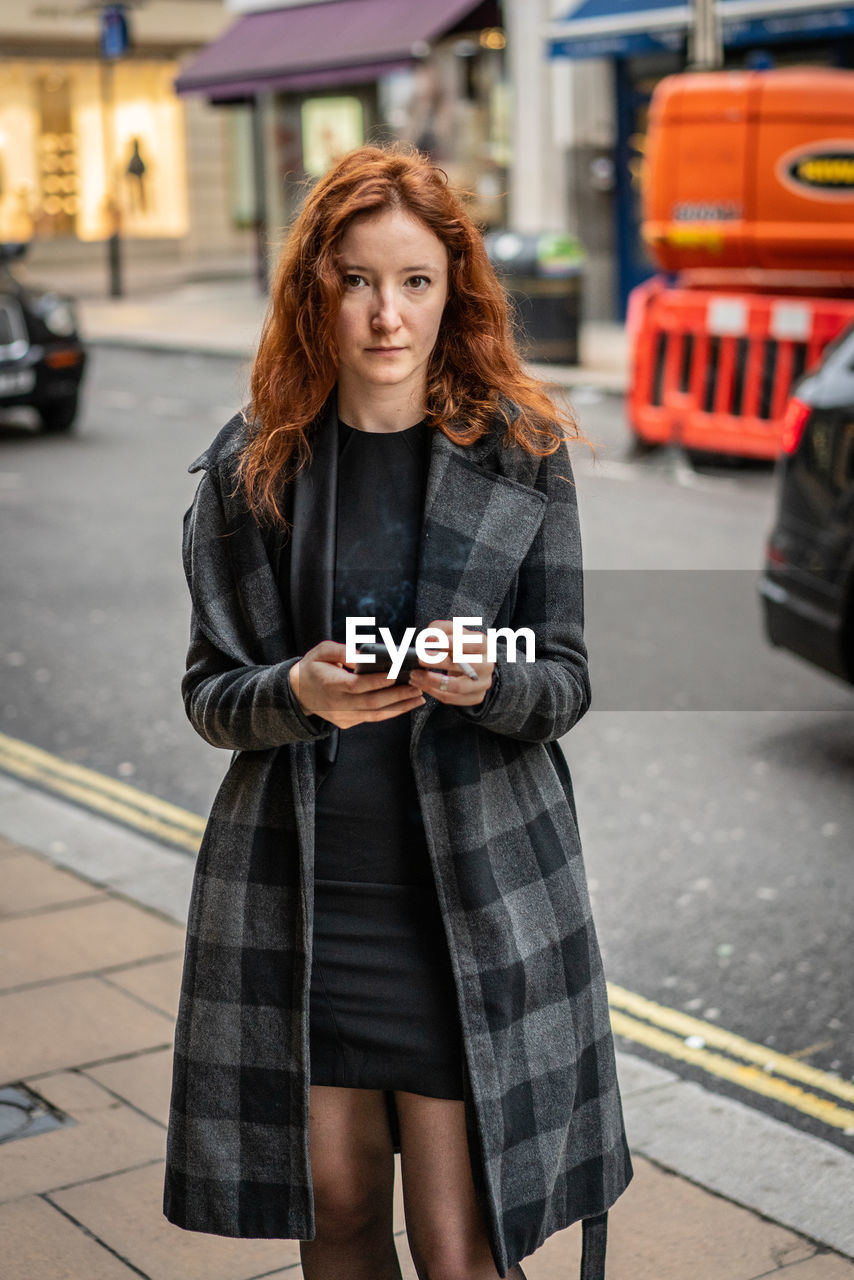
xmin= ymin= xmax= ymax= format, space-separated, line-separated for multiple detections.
xmin=623 ymin=1076 xmax=854 ymax=1259
xmin=103 ymin=952 xmax=184 ymax=1019
xmin=51 ymin=1160 xmax=303 ymax=1280
xmin=0 ymin=776 xmax=194 ymax=923
xmin=0 ymin=1195 xmax=142 ymax=1279
xmin=599 ymin=1156 xmax=828 ymax=1280
xmin=86 ymin=1046 xmax=174 ymax=1128
xmin=0 ymin=975 xmax=173 ymax=1080
xmin=0 ymin=849 xmax=106 ymax=915
xmin=0 ymin=896 xmax=183 ymax=990
xmin=0 ymin=1069 xmax=165 ymax=1202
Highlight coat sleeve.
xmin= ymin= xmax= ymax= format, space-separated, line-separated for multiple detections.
xmin=182 ymin=624 xmax=333 ymax=752
xmin=455 ymin=443 xmax=591 ymax=742
xmin=181 ymin=469 xmax=334 ymax=752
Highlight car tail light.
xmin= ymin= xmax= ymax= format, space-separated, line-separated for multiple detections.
xmin=780 ymin=397 xmax=811 ymax=454
xmin=44 ymin=348 xmax=83 ymax=369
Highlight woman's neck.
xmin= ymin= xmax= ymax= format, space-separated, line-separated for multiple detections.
xmin=336 ymin=376 xmax=426 ymax=434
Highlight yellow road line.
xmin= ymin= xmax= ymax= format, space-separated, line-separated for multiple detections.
xmin=0 ymin=732 xmax=203 ymax=853
xmin=610 ymin=1010 xmax=854 ymax=1132
xmin=608 ymin=982 xmax=854 ymax=1106
xmin=1 ymin=732 xmax=852 ymax=1132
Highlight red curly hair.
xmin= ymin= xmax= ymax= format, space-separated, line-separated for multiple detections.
xmin=241 ymin=143 xmax=585 ymax=523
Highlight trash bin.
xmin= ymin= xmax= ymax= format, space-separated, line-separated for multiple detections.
xmin=484 ymin=230 xmax=583 ymax=365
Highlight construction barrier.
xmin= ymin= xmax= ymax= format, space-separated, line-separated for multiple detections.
xmin=627 ymin=277 xmax=854 ymax=458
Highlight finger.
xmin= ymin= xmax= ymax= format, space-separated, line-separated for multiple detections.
xmin=358 ymin=684 xmax=426 ymax=710
xmin=365 ymin=693 xmax=426 ymax=722
xmin=312 ymin=641 xmax=350 ymax=664
xmin=345 ymin=669 xmax=415 ymax=693
xmin=413 ymin=669 xmax=460 ymax=696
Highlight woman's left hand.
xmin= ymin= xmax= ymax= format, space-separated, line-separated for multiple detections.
xmin=407 ymin=620 xmax=495 ymax=707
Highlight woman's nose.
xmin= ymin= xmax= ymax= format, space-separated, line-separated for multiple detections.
xmin=371 ymin=287 xmax=402 ymax=331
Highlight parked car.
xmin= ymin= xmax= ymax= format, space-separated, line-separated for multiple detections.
xmin=759 ymin=324 xmax=854 ymax=687
xmin=0 ymin=242 xmax=86 ymax=433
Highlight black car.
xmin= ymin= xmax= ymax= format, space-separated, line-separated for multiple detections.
xmin=759 ymin=324 xmax=854 ymax=687
xmin=0 ymin=243 xmax=87 ymax=433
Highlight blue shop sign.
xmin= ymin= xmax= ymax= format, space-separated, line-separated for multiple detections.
xmin=101 ymin=4 xmax=131 ymax=59
xmin=547 ymin=0 xmax=854 ymax=59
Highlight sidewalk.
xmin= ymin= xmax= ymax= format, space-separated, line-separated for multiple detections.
xmin=69 ymin=275 xmax=630 ymax=393
xmin=1 ymin=778 xmax=853 ymax=1279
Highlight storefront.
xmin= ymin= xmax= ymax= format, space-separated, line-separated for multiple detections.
xmin=0 ymin=57 xmax=188 ymax=245
xmin=546 ymin=0 xmax=854 ymax=316
xmin=175 ymin=0 xmax=510 ymax=261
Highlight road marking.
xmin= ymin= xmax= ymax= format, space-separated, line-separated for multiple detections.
xmin=608 ymin=983 xmax=854 ymax=1106
xmin=610 ymin=1010 xmax=854 ymax=1132
xmin=0 ymin=731 xmax=204 ymax=854
xmin=1 ymin=730 xmax=852 ymax=1133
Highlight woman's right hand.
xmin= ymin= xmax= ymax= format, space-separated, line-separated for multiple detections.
xmin=288 ymin=642 xmax=425 ymax=729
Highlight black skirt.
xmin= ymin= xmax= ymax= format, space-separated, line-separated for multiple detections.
xmin=309 ymin=878 xmax=465 ymax=1100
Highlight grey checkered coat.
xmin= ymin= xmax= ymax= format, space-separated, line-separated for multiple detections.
xmin=163 ymin=399 xmax=632 ymax=1276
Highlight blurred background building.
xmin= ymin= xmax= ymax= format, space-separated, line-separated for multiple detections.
xmin=544 ymin=0 xmax=854 ymax=316
xmin=0 ymin=0 xmax=253 ymax=279
xmin=174 ymin=0 xmax=511 ymax=289
xmin=4 ymin=0 xmax=854 ymax=316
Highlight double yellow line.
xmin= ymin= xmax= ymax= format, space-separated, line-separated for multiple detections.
xmin=1 ymin=730 xmax=852 ymax=1134
xmin=609 ymin=984 xmax=854 ymax=1132
xmin=0 ymin=730 xmax=204 ymax=853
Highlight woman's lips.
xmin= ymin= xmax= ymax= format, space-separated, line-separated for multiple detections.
xmin=366 ymin=346 xmax=405 ymax=353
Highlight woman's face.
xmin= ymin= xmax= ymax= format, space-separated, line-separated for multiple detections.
xmin=334 ymin=207 xmax=449 ymax=402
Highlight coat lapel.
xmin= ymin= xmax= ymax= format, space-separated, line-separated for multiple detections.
xmin=415 ymin=431 xmax=547 ymax=630
xmin=411 ymin=429 xmax=548 ymax=741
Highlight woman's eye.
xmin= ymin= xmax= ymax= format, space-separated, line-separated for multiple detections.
xmin=407 ymin=275 xmax=430 ymax=290
xmin=343 ymin=274 xmax=366 ymax=289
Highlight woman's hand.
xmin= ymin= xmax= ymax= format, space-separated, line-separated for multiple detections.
xmin=289 ymin=642 xmax=425 ymax=729
xmin=407 ymin=620 xmax=496 ymax=707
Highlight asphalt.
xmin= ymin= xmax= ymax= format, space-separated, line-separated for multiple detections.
xmin=2 ymin=276 xmax=853 ymax=1277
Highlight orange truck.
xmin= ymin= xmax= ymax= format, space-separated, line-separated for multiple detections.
xmin=628 ymin=68 xmax=854 ymax=458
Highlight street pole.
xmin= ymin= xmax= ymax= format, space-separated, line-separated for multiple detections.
xmin=99 ymin=56 xmax=122 ymax=298
xmin=690 ymin=0 xmax=723 ymax=70
xmin=99 ymin=3 xmax=131 ymax=298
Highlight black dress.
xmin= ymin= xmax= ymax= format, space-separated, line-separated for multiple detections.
xmin=309 ymin=418 xmax=465 ymax=1100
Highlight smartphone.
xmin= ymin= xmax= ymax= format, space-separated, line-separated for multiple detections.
xmin=352 ymin=642 xmax=422 ymax=685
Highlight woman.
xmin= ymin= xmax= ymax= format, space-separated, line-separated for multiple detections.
xmin=164 ymin=144 xmax=632 ymax=1280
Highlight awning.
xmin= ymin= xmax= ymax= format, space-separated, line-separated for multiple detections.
xmin=545 ymin=0 xmax=854 ymax=59
xmin=175 ymin=0 xmax=493 ymax=100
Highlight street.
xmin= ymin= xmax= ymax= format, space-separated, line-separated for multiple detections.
xmin=1 ymin=345 xmax=852 ymax=1151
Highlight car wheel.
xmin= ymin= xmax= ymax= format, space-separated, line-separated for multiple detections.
xmin=40 ymin=396 xmax=79 ymax=434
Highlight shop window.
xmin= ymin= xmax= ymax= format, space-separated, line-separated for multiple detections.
xmin=300 ymin=97 xmax=364 ymax=177
xmin=36 ymin=73 xmax=79 ymax=238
